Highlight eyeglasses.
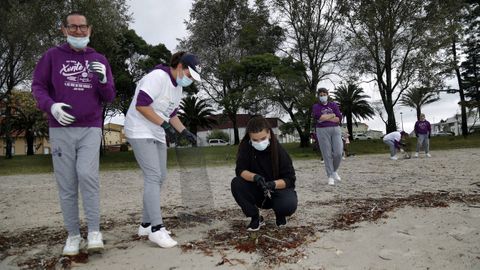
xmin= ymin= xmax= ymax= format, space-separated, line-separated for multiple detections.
xmin=65 ymin=24 xmax=89 ymax=32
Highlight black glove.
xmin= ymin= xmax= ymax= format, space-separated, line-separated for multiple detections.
xmin=161 ymin=121 xmax=177 ymax=142
xmin=415 ymin=133 xmax=418 ymax=137
xmin=253 ymin=174 xmax=275 ymax=195
xmin=264 ymin=181 xmax=276 ymax=191
xmin=181 ymin=129 xmax=197 ymax=144
xmin=253 ymin=174 xmax=267 ymax=188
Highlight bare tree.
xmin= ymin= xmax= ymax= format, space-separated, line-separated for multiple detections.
xmin=271 ymin=0 xmax=347 ymax=147
xmin=340 ymin=0 xmax=448 ymax=133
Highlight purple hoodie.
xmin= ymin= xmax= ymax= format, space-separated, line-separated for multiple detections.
xmin=414 ymin=120 xmax=431 ymax=135
xmin=32 ymin=43 xmax=116 ymax=128
xmin=311 ymin=101 xmax=342 ymax=128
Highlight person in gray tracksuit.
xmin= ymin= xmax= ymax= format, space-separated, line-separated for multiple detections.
xmin=311 ymin=88 xmax=343 ymax=186
xmin=414 ymin=113 xmax=432 ymax=158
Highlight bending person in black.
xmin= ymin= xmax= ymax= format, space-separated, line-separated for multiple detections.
xmin=231 ymin=116 xmax=297 ymax=231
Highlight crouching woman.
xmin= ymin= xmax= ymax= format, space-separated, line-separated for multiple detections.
xmin=231 ymin=116 xmax=297 ymax=231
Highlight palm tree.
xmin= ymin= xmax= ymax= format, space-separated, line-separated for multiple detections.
xmin=178 ymin=95 xmax=217 ymax=139
xmin=332 ymin=83 xmax=375 ymax=140
xmin=399 ymin=87 xmax=440 ymax=120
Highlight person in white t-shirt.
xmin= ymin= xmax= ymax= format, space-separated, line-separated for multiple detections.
xmin=124 ymin=51 xmax=201 ymax=248
xmin=382 ymin=131 xmax=409 ymax=160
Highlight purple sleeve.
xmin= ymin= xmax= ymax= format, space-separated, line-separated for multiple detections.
xmin=97 ymin=58 xmax=116 ymax=103
xmin=136 ymin=90 xmax=153 ymax=106
xmin=332 ymin=102 xmax=342 ymax=119
xmin=394 ymin=140 xmax=401 ymax=149
xmin=170 ymin=108 xmax=178 ymax=117
xmin=414 ymin=121 xmax=419 ymax=134
xmin=31 ymin=52 xmax=55 ymax=113
xmin=427 ymin=121 xmax=431 ymax=133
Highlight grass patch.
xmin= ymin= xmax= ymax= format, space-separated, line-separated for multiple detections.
xmin=1 ymin=134 xmax=479 ymax=176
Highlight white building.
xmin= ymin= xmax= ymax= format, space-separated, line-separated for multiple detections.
xmin=431 ymin=109 xmax=480 ymax=135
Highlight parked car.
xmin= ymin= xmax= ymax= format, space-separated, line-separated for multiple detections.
xmin=208 ymin=139 xmax=229 ymax=146
xmin=353 ymin=133 xmax=372 ymax=140
xmin=434 ymin=131 xmax=454 ymax=136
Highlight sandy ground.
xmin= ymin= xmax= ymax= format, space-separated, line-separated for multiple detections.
xmin=1 ymin=148 xmax=479 ymax=269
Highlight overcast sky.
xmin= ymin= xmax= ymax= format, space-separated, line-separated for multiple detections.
xmin=124 ymin=1 xmax=462 ymax=134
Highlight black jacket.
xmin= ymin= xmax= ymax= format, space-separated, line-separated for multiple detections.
xmin=235 ymin=141 xmax=296 ymax=188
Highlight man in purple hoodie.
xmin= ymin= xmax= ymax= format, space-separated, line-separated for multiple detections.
xmin=414 ymin=113 xmax=432 ymax=158
xmin=31 ymin=11 xmax=115 ymax=256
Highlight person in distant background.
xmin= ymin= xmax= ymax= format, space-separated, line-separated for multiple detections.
xmin=311 ymin=87 xmax=343 ymax=185
xmin=414 ymin=113 xmax=432 ymax=158
xmin=382 ymin=131 xmax=409 ymax=160
xmin=32 ymin=11 xmax=116 ymax=256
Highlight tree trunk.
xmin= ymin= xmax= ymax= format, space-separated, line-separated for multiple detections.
xmin=346 ymin=113 xmax=353 ymax=140
xmin=416 ymin=107 xmax=421 ymax=121
xmin=452 ymin=36 xmax=468 ymax=137
xmin=4 ymin=103 xmax=13 ymax=159
xmin=26 ymin=130 xmax=35 ymax=155
xmin=385 ymin=103 xmax=397 ymax=133
xmin=299 ymin=132 xmax=309 ymax=148
xmin=226 ymin=112 xmax=240 ymax=145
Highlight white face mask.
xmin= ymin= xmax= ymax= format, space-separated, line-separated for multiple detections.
xmin=251 ymin=138 xmax=270 ymax=151
xmin=319 ymin=96 xmax=328 ymax=104
xmin=67 ymin=35 xmax=90 ymax=49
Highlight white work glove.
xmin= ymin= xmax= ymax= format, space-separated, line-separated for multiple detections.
xmin=50 ymin=103 xmax=75 ymax=126
xmin=400 ymin=148 xmax=405 ymax=153
xmin=88 ymin=61 xmax=107 ymax=84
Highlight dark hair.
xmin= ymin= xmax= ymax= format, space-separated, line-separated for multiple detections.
xmin=239 ymin=116 xmax=279 ymax=179
xmin=170 ymin=51 xmax=187 ymax=68
xmin=64 ymin=11 xmax=88 ymax=26
xmin=317 ymin=87 xmax=329 ymax=95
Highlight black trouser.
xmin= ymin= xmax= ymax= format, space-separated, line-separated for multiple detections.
xmin=231 ymin=177 xmax=297 ymax=219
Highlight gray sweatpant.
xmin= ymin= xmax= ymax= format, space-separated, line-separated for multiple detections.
xmin=49 ymin=127 xmax=102 ymax=236
xmin=384 ymin=140 xmax=397 ymax=157
xmin=416 ymin=134 xmax=430 ymax=153
xmin=316 ymin=126 xmax=343 ymax=177
xmin=128 ymin=138 xmax=167 ymax=226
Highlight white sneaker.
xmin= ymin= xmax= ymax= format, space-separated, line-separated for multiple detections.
xmin=328 ymin=177 xmax=335 ymax=185
xmin=332 ymin=172 xmax=341 ymax=181
xmin=426 ymin=153 xmax=432 ymax=158
xmin=390 ymin=156 xmax=398 ymax=160
xmin=138 ymin=225 xmax=151 ymax=236
xmin=87 ymin=231 xmax=104 ymax=253
xmin=321 ymin=160 xmax=325 ymax=164
xmin=138 ymin=225 xmax=171 ymax=236
xmin=414 ymin=152 xmax=419 ymax=158
xmin=62 ymin=235 xmax=83 ymax=256
xmin=148 ymin=227 xmax=177 ymax=248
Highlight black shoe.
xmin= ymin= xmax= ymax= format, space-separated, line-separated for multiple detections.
xmin=276 ymin=216 xmax=287 ymax=228
xmin=247 ymin=216 xmax=265 ymax=231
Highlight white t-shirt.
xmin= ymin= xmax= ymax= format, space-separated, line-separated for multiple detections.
xmin=383 ymin=131 xmax=401 ymax=142
xmin=124 ymin=69 xmax=182 ymax=143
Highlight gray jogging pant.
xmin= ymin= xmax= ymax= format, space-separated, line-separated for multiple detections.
xmin=416 ymin=134 xmax=430 ymax=153
xmin=316 ymin=126 xmax=343 ymax=177
xmin=128 ymin=138 xmax=167 ymax=226
xmin=49 ymin=127 xmax=102 ymax=236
